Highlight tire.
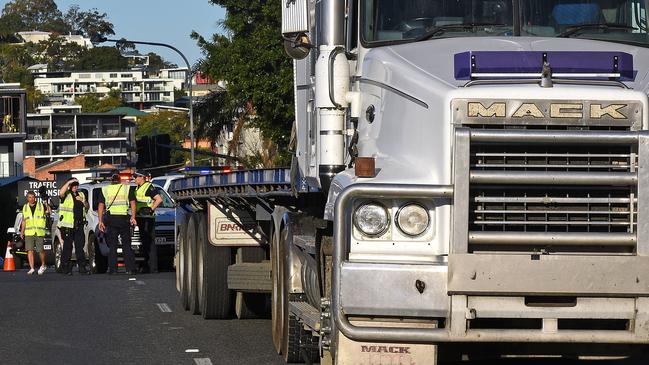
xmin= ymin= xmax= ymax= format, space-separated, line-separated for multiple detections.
xmin=190 ymin=213 xmax=205 ymax=315
xmin=176 ymin=213 xmax=190 ymax=293
xmin=199 ymin=212 xmax=234 ymax=319
xmin=235 ymin=247 xmax=268 ymax=319
xmin=271 ymin=225 xmax=286 ymax=354
xmin=284 ymin=312 xmax=319 ymax=363
xmin=93 ymin=234 xmax=107 ymax=274
xmin=54 ymin=237 xmax=63 ymax=273
xmin=181 ymin=213 xmax=198 ymax=311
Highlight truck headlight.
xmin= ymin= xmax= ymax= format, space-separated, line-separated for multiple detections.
xmin=396 ymin=203 xmax=429 ymax=237
xmin=353 ymin=202 xmax=389 ymax=237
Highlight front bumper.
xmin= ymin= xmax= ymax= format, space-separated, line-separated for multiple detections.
xmin=333 ymin=182 xmax=649 ymax=344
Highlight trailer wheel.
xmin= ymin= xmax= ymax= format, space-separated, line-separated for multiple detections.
xmin=284 ymin=311 xmax=319 ymax=363
xmin=190 ymin=213 xmax=205 ymax=315
xmin=235 ymin=247 xmax=268 ymax=319
xmin=181 ymin=213 xmax=198 ymax=311
xmin=199 ymin=213 xmax=233 ymax=319
xmin=176 ymin=213 xmax=190 ymax=293
xmin=271 ymin=225 xmax=287 ymax=354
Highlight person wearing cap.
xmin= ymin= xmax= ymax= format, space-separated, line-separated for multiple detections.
xmin=133 ymin=171 xmax=163 ymax=273
xmin=97 ymin=170 xmax=138 ymax=275
xmin=58 ymin=177 xmax=89 ymax=275
xmin=21 ymin=191 xmax=51 ymax=275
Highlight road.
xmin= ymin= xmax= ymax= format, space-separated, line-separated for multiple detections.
xmin=1 ymin=268 xmax=648 ymax=365
xmin=0 ymin=269 xmax=284 ymax=365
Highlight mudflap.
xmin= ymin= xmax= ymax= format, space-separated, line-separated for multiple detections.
xmin=334 ymin=331 xmax=437 ymax=365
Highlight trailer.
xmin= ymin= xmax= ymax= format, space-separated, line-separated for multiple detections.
xmin=173 ymin=0 xmax=649 ymax=363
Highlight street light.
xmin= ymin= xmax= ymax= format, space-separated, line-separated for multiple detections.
xmin=93 ymin=36 xmax=196 ymax=166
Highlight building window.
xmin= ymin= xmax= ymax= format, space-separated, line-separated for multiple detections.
xmin=110 ymin=73 xmax=118 ymax=78
xmin=121 ymin=73 xmax=133 ymax=78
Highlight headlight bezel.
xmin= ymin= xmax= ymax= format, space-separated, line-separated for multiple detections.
xmin=395 ymin=202 xmax=431 ymax=237
xmin=352 ymin=201 xmax=390 ymax=238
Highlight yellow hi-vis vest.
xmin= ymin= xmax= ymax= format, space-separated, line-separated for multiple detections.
xmin=58 ymin=191 xmax=86 ymax=228
xmin=135 ymin=182 xmax=154 ymax=211
xmin=23 ymin=202 xmax=46 ymax=237
xmin=102 ymin=183 xmax=130 ymax=216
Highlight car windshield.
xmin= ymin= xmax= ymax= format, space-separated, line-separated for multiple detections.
xmin=362 ymin=0 xmax=649 ymax=45
xmin=157 ymin=187 xmax=175 ymax=208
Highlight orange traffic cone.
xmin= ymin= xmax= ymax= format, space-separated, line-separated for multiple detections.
xmin=3 ymin=240 xmax=15 ymax=271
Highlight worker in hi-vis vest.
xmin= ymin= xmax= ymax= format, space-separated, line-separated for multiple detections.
xmin=97 ymin=170 xmax=137 ymax=275
xmin=21 ymin=190 xmax=51 ymax=275
xmin=133 ymin=171 xmax=163 ymax=273
xmin=58 ymin=178 xmax=89 ymax=275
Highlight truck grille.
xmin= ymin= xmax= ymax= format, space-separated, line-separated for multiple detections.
xmin=453 ymin=105 xmax=643 ymax=255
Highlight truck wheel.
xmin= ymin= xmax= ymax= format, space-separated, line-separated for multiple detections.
xmin=284 ymin=311 xmax=319 ymax=363
xmin=235 ymin=247 xmax=268 ymax=319
xmin=54 ymin=238 xmax=63 ymax=273
xmin=182 ymin=213 xmax=198 ymax=311
xmin=199 ymin=213 xmax=234 ymax=319
xmin=190 ymin=213 xmax=205 ymax=315
xmin=271 ymin=225 xmax=286 ymax=354
xmin=93 ymin=234 xmax=107 ymax=274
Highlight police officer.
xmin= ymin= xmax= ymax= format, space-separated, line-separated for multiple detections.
xmin=97 ymin=170 xmax=137 ymax=275
xmin=21 ymin=191 xmax=50 ymax=275
xmin=58 ymin=178 xmax=89 ymax=275
xmin=133 ymin=171 xmax=163 ymax=273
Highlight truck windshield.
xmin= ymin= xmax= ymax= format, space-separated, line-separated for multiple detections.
xmin=362 ymin=0 xmax=649 ymax=46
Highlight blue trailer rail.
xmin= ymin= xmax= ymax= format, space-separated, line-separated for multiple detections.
xmin=170 ymin=168 xmax=295 ymax=201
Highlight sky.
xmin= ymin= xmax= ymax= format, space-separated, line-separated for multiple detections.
xmin=9 ymin=0 xmax=226 ymax=67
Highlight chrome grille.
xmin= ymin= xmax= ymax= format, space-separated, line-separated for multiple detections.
xmin=452 ymin=101 xmax=644 ymax=254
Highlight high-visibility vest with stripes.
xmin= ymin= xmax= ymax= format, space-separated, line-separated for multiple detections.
xmin=58 ymin=191 xmax=86 ymax=228
xmin=23 ymin=202 xmax=46 ymax=237
xmin=135 ymin=182 xmax=154 ymax=210
xmin=102 ymin=184 xmax=130 ymax=216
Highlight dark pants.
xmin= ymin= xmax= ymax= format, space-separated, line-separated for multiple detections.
xmin=137 ymin=217 xmax=157 ymax=272
xmin=61 ymin=225 xmax=86 ymax=270
xmin=105 ymin=216 xmax=135 ymax=272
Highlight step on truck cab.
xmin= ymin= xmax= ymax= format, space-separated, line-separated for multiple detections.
xmin=173 ymin=0 xmax=649 ymax=363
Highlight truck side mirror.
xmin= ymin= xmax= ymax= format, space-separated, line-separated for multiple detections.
xmin=283 ymin=33 xmax=312 ymax=60
xmin=281 ymin=0 xmax=311 ymax=60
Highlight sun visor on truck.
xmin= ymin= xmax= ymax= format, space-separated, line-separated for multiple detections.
xmin=454 ymin=51 xmax=634 ymax=81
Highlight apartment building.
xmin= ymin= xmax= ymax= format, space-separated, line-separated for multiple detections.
xmin=25 ymin=113 xmax=135 ymax=168
xmin=0 ymin=84 xmax=27 ymax=178
xmin=33 ymin=70 xmax=176 ymax=110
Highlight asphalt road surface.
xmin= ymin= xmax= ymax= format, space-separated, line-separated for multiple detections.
xmin=0 ymin=268 xmax=284 ymax=365
xmin=2 ymin=268 xmax=649 ymax=365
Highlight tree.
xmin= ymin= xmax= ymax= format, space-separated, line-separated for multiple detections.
xmin=136 ymin=110 xmax=189 ymax=164
xmin=74 ymin=89 xmax=124 ymax=113
xmin=0 ymin=12 xmax=25 ymax=42
xmin=72 ymin=46 xmax=128 ymax=71
xmin=63 ymin=5 xmax=114 ymax=39
xmin=147 ymin=52 xmax=177 ymax=72
xmin=192 ymin=0 xmax=294 ymax=165
xmin=2 ymin=0 xmax=68 ymax=34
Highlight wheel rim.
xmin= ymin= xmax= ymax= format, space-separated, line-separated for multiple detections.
xmin=54 ymin=239 xmax=62 ymax=271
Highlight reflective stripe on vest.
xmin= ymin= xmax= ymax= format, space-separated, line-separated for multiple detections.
xmin=102 ymin=184 xmax=130 ymax=216
xmin=135 ymin=182 xmax=153 ymax=210
xmin=58 ymin=191 xmax=85 ymax=228
xmin=23 ymin=202 xmax=46 ymax=237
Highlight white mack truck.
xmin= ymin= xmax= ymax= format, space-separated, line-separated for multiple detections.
xmin=172 ymin=0 xmax=649 ymax=363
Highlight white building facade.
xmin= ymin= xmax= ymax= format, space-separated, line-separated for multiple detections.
xmin=34 ymin=70 xmax=176 ymax=110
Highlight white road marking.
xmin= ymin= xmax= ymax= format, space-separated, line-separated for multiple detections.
xmin=156 ymin=303 xmax=172 ymax=312
xmin=194 ymin=358 xmax=213 ymax=365
xmin=128 ymin=278 xmax=136 ymax=281
xmin=185 ymin=349 xmax=200 ymax=353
